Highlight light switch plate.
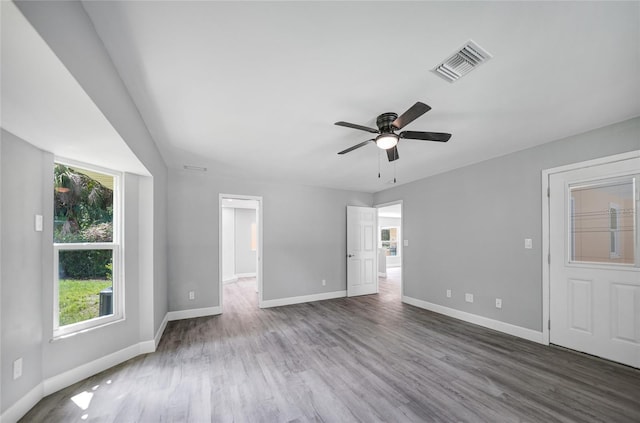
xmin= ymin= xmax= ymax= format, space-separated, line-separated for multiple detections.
xmin=403 ymin=239 xmax=409 ymax=247
xmin=13 ymin=358 xmax=23 ymax=380
xmin=465 ymin=293 xmax=474 ymax=303
xmin=35 ymin=215 xmax=43 ymax=232
xmin=496 ymin=298 xmax=502 ymax=309
xmin=446 ymin=289 xmax=452 ymax=298
xmin=524 ymin=238 xmax=533 ymax=249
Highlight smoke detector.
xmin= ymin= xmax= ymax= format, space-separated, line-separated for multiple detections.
xmin=432 ymin=40 xmax=492 ymax=83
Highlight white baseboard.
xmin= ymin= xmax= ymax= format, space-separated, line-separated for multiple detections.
xmin=402 ymin=296 xmax=544 ymax=344
xmin=1 ymin=382 xmax=44 ymax=423
xmin=378 ymin=272 xmax=387 ymax=278
xmin=42 ymin=342 xmax=151 ymax=396
xmin=1 ymin=341 xmax=155 ymax=423
xmin=167 ymin=306 xmax=221 ymax=321
xmin=260 ymin=290 xmax=346 ymax=309
xmin=235 ymin=272 xmax=256 ymax=278
xmin=223 ymin=276 xmax=238 ymax=284
xmin=154 ymin=313 xmax=169 ymax=348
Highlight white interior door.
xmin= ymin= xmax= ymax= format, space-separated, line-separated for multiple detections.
xmin=549 ymin=157 xmax=640 ymax=368
xmin=347 ymin=206 xmax=378 ymax=297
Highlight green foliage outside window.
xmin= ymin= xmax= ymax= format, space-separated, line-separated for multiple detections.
xmin=54 ymin=164 xmax=113 ymax=279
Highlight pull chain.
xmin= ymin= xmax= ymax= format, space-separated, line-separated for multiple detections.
xmin=378 ymin=149 xmax=381 ymax=178
xmin=393 ymin=159 xmax=397 ymax=184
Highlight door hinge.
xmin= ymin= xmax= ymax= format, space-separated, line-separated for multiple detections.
xmin=548 ymin=253 xmax=550 ymax=265
xmin=547 ymin=187 xmax=550 ymax=198
xmin=548 ymin=320 xmax=551 ymax=330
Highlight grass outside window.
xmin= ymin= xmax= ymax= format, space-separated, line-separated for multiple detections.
xmin=59 ymin=279 xmax=112 ymax=326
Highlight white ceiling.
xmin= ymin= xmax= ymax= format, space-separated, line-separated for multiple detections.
xmin=8 ymin=2 xmax=640 ymax=193
xmin=0 ymin=1 xmax=149 ymax=176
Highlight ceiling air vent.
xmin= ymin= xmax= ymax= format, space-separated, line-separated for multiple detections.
xmin=432 ymin=40 xmax=492 ymax=83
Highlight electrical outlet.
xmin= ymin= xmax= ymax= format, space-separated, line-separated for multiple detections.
xmin=13 ymin=358 xmax=23 ymax=380
xmin=322 ymin=279 xmax=326 ymax=286
xmin=446 ymin=289 xmax=451 ymax=298
xmin=496 ymin=298 xmax=502 ymax=309
xmin=524 ymin=238 xmax=533 ymax=249
xmin=188 ymin=291 xmax=195 ymax=300
xmin=465 ymin=293 xmax=474 ymax=303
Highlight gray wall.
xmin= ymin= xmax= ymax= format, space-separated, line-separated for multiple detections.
xmin=40 ymin=171 xmax=143 ymax=380
xmin=1 ymin=131 xmax=45 ymax=412
xmin=0 ymin=131 xmax=152 ymax=412
xmin=168 ymin=170 xmax=373 ymax=310
xmin=234 ymin=208 xmax=257 ymax=275
xmin=3 ymin=2 xmax=169 ymax=412
xmin=16 ymin=0 xmax=169 ymax=340
xmin=374 ymin=117 xmax=640 ymax=332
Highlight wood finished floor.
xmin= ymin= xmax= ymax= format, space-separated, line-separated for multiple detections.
xmin=22 ymin=268 xmax=640 ymax=422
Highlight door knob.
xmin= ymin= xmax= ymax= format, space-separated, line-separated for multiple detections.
xmin=348 ymin=254 xmax=354 ymax=258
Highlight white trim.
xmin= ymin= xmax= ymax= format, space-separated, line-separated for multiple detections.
xmin=138 ymin=340 xmax=156 ymax=354
xmin=1 ymin=383 xmax=44 ymax=423
xmin=541 ymin=150 xmax=640 ymax=345
xmin=403 ymin=296 xmax=545 ymax=344
xmin=542 ymin=167 xmax=551 ymax=345
xmin=223 ymin=276 xmax=239 ymax=284
xmin=260 ymin=290 xmax=346 ymax=309
xmin=235 ymin=272 xmax=256 ymax=278
xmin=52 ymin=159 xmax=124 ymax=339
xmin=543 ymin=151 xmax=639 ymax=176
xmin=154 ymin=313 xmax=169 ymax=349
xmin=42 ymin=342 xmax=149 ymax=396
xmin=0 ymin=342 xmax=157 ymax=422
xmin=167 ymin=306 xmax=221 ymax=321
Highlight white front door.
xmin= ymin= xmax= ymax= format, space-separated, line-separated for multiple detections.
xmin=549 ymin=156 xmax=640 ymax=368
xmin=347 ymin=206 xmax=378 ymax=297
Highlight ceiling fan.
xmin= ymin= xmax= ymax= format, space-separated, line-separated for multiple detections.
xmin=335 ymin=102 xmax=451 ymax=162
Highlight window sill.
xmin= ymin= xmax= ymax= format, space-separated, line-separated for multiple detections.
xmin=51 ymin=315 xmax=125 ymax=342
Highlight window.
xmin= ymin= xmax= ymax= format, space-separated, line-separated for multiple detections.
xmin=380 ymin=227 xmax=398 ymax=256
xmin=569 ymin=176 xmax=635 ymax=265
xmin=53 ymin=161 xmax=122 ymax=337
xmin=609 ymin=203 xmax=621 ymax=259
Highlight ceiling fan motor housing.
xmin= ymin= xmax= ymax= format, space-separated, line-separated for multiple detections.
xmin=376 ymin=112 xmax=398 ymax=133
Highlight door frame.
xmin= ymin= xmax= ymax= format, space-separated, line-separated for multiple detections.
xmin=375 ymin=200 xmax=404 ymax=298
xmin=541 ymin=150 xmax=640 ymax=345
xmin=219 ymin=193 xmax=264 ymax=310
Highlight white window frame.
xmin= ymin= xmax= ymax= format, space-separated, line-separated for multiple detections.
xmin=53 ymin=159 xmax=124 ymax=338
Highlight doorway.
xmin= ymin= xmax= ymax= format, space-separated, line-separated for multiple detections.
xmin=543 ymin=152 xmax=639 ymax=368
xmin=377 ymin=201 xmax=403 ymax=301
xmin=219 ymin=194 xmax=263 ymax=311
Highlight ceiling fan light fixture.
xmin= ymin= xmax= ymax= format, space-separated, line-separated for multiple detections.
xmin=375 ymin=134 xmax=398 ymax=150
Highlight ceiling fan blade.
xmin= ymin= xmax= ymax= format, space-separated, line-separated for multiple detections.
xmin=392 ymin=102 xmax=431 ymax=130
xmin=334 ymin=121 xmax=379 ymax=134
xmin=386 ymin=146 xmax=399 ymax=162
xmin=400 ymin=131 xmax=451 ymax=142
xmin=338 ymin=139 xmax=375 ymax=155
